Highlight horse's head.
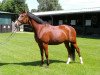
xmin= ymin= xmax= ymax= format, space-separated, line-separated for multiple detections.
xmin=15 ymin=11 xmax=29 ymax=28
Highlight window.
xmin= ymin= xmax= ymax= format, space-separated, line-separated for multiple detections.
xmin=71 ymin=20 xmax=76 ymax=25
xmin=59 ymin=20 xmax=63 ymax=25
xmin=0 ymin=15 xmax=11 ymax=25
xmin=85 ymin=20 xmax=91 ymax=26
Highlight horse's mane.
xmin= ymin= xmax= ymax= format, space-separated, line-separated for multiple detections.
xmin=27 ymin=12 xmax=44 ymax=24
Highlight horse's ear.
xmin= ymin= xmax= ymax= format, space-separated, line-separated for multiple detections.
xmin=20 ymin=10 xmax=27 ymax=14
xmin=26 ymin=11 xmax=29 ymax=14
xmin=26 ymin=11 xmax=31 ymax=16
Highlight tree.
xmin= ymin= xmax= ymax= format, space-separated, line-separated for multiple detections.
xmin=37 ymin=0 xmax=62 ymax=11
xmin=1 ymin=0 xmax=15 ymax=12
xmin=31 ymin=9 xmax=38 ymax=13
xmin=0 ymin=0 xmax=29 ymax=14
xmin=14 ymin=0 xmax=29 ymax=13
xmin=0 ymin=1 xmax=2 ymax=10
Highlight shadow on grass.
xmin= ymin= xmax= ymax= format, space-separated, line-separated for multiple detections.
xmin=77 ymin=35 xmax=100 ymax=39
xmin=0 ymin=60 xmax=66 ymax=66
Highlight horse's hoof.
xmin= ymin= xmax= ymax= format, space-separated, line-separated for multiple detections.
xmin=66 ymin=57 xmax=71 ymax=64
xmin=80 ymin=57 xmax=83 ymax=64
xmin=80 ymin=62 xmax=83 ymax=64
xmin=66 ymin=62 xmax=69 ymax=64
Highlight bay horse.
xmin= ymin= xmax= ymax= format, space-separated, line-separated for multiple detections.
xmin=14 ymin=11 xmax=83 ymax=66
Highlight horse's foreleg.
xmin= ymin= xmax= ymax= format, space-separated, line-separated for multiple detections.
xmin=40 ymin=49 xmax=44 ymax=66
xmin=72 ymin=43 xmax=83 ymax=64
xmin=38 ymin=43 xmax=44 ymax=66
xmin=43 ymin=43 xmax=49 ymax=66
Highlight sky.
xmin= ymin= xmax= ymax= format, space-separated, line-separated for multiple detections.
xmin=26 ymin=0 xmax=100 ymax=11
xmin=0 ymin=0 xmax=100 ymax=11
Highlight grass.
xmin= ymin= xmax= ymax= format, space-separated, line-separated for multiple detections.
xmin=0 ymin=32 xmax=100 ymax=75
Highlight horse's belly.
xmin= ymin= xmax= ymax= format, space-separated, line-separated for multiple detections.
xmin=48 ymin=31 xmax=67 ymax=45
xmin=48 ymin=37 xmax=66 ymax=45
xmin=48 ymin=41 xmax=63 ymax=45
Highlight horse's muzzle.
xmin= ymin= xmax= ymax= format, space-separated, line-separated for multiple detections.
xmin=14 ymin=20 xmax=21 ymax=28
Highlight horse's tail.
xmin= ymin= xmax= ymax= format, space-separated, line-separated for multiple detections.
xmin=70 ymin=43 xmax=75 ymax=61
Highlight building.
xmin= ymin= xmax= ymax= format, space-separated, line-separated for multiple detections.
xmin=27 ymin=7 xmax=100 ymax=35
xmin=0 ymin=11 xmax=17 ymax=33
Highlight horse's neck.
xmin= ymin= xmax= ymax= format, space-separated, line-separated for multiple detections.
xmin=30 ymin=19 xmax=43 ymax=34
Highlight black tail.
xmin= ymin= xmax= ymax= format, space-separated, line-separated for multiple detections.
xmin=70 ymin=44 xmax=75 ymax=61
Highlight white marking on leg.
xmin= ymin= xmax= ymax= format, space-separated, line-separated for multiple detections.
xmin=66 ymin=57 xmax=71 ymax=64
xmin=80 ymin=57 xmax=83 ymax=64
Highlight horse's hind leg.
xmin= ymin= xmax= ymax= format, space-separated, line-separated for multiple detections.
xmin=72 ymin=42 xmax=83 ymax=64
xmin=64 ymin=42 xmax=71 ymax=64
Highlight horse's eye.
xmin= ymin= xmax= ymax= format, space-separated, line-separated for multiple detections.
xmin=21 ymin=15 xmax=24 ymax=17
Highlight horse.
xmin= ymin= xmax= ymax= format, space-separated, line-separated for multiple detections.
xmin=14 ymin=11 xmax=83 ymax=66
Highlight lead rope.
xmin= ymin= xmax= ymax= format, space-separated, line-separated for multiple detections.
xmin=0 ymin=27 xmax=17 ymax=45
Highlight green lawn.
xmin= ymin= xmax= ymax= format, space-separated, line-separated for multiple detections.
xmin=0 ymin=32 xmax=100 ymax=75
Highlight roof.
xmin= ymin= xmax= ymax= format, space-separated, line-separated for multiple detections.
xmin=0 ymin=11 xmax=16 ymax=15
xmin=33 ymin=7 xmax=100 ymax=16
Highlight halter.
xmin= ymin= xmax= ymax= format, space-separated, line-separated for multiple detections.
xmin=15 ymin=19 xmax=25 ymax=28
xmin=16 ymin=18 xmax=32 ymax=28
xmin=17 ymin=19 xmax=24 ymax=25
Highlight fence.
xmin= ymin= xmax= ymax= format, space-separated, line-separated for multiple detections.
xmin=0 ymin=24 xmax=12 ymax=33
